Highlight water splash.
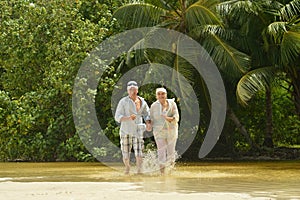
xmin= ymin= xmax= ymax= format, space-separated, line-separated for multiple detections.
xmin=142 ymin=149 xmax=160 ymax=174
xmin=142 ymin=148 xmax=180 ymax=175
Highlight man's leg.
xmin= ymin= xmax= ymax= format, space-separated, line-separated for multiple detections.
xmin=121 ymin=135 xmax=132 ymax=174
xmin=123 ymin=158 xmax=130 ymax=174
xmin=133 ymin=136 xmax=144 ymax=174
xmin=136 ymin=156 xmax=143 ymax=174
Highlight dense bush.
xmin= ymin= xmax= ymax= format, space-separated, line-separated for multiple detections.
xmin=0 ymin=0 xmax=299 ymax=162
xmin=0 ymin=0 xmax=119 ymax=161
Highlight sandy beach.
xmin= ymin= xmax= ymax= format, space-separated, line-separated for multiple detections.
xmin=0 ymin=182 xmax=269 ymax=200
xmin=1 ymin=162 xmax=299 ymax=200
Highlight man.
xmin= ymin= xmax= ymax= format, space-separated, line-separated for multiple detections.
xmin=114 ymin=81 xmax=151 ymax=174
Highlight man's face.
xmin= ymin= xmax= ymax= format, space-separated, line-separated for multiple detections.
xmin=128 ymin=87 xmax=138 ymax=96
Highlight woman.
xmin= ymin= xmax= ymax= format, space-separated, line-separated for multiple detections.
xmin=150 ymin=87 xmax=179 ymax=174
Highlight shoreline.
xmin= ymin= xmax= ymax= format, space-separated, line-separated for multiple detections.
xmin=5 ymin=147 xmax=300 ymax=163
xmin=0 ymin=162 xmax=299 ymax=200
xmin=0 ymin=182 xmax=271 ymax=200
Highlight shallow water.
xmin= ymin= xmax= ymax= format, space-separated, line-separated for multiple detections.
xmin=0 ymin=161 xmax=299 ymax=199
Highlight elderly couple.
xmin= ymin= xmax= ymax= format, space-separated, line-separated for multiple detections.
xmin=114 ymin=81 xmax=179 ymax=175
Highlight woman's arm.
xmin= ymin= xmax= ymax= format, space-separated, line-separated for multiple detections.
xmin=172 ymin=101 xmax=179 ymax=122
xmin=163 ymin=101 xmax=179 ymax=122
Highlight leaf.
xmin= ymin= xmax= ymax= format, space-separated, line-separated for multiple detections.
xmin=190 ymin=24 xmax=235 ymax=41
xmin=266 ymin=21 xmax=288 ymax=44
xmin=281 ymin=27 xmax=300 ymax=66
xmin=218 ymin=0 xmax=263 ymax=25
xmin=113 ymin=3 xmax=166 ymax=29
xmin=280 ymin=0 xmax=300 ymax=21
xmin=144 ymin=0 xmax=178 ymax=11
xmin=126 ymin=38 xmax=147 ymax=66
xmin=185 ymin=0 xmax=223 ymax=29
xmin=197 ymin=26 xmax=251 ymax=78
xmin=264 ymin=19 xmax=300 ymax=66
xmin=141 ymin=29 xmax=199 ymax=115
xmin=236 ymin=67 xmax=277 ymax=105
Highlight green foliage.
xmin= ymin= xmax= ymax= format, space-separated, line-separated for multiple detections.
xmin=236 ymin=80 xmax=300 ymax=149
xmin=0 ymin=0 xmax=119 ymax=161
xmin=272 ymin=81 xmax=300 ymax=145
xmin=0 ymin=0 xmax=299 ymax=162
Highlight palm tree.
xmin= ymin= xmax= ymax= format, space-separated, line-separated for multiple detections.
xmin=265 ymin=1 xmax=300 ymax=118
xmin=112 ymin=0 xmax=254 ymax=151
xmin=230 ymin=0 xmax=300 ymax=147
xmin=218 ymin=0 xmax=278 ymax=148
xmin=114 ymin=0 xmax=251 ymax=75
xmin=236 ymin=0 xmax=300 ymax=105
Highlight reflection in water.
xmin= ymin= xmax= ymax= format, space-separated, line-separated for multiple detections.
xmin=0 ymin=161 xmax=299 ymax=199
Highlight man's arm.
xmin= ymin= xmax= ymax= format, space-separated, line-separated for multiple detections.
xmin=114 ymin=100 xmax=124 ymax=123
xmin=143 ymin=102 xmax=152 ymax=131
xmin=142 ymin=102 xmax=151 ymax=122
xmin=115 ymin=99 xmax=136 ymax=123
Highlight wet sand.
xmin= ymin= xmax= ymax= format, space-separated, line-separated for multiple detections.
xmin=0 ymin=161 xmax=299 ymax=200
xmin=0 ymin=182 xmax=266 ymax=200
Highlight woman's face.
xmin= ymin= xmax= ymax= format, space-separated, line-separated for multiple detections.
xmin=156 ymin=92 xmax=167 ymax=101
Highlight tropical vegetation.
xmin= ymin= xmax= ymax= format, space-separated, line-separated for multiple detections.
xmin=0 ymin=0 xmax=299 ymax=161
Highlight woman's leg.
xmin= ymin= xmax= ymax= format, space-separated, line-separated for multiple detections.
xmin=166 ymin=136 xmax=177 ymax=167
xmin=155 ymin=138 xmax=167 ymax=174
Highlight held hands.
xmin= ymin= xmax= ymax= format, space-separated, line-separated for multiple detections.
xmin=126 ymin=115 xmax=152 ymax=131
xmin=146 ymin=121 xmax=152 ymax=132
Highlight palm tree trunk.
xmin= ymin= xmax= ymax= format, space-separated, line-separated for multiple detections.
xmin=292 ymin=70 xmax=300 ymax=119
xmin=263 ymin=87 xmax=274 ymax=148
xmin=227 ymin=107 xmax=253 ymax=148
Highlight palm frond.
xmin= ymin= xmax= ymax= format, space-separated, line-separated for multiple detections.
xmin=218 ymin=0 xmax=264 ymax=26
xmin=125 ymin=38 xmax=147 ymax=67
xmin=195 ymin=25 xmax=251 ymax=77
xmin=143 ymin=0 xmax=174 ymax=10
xmin=266 ymin=21 xmax=288 ymax=43
xmin=113 ymin=3 xmax=166 ymax=29
xmin=190 ymin=24 xmax=235 ymax=41
xmin=281 ymin=27 xmax=300 ymax=65
xmin=141 ymin=28 xmax=200 ymax=115
xmin=229 ymin=0 xmax=261 ymax=15
xmin=144 ymin=49 xmax=195 ymax=83
xmin=151 ymin=0 xmax=180 ymax=11
xmin=264 ymin=20 xmax=300 ymax=66
xmin=185 ymin=0 xmax=223 ymax=29
xmin=237 ymin=67 xmax=277 ymax=105
xmin=280 ymin=0 xmax=300 ymax=21
xmin=217 ymin=0 xmax=238 ymax=16
xmin=142 ymin=49 xmax=197 ymax=115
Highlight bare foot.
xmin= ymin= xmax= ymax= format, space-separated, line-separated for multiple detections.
xmin=136 ymin=168 xmax=143 ymax=175
xmin=124 ymin=166 xmax=130 ymax=175
xmin=160 ymin=167 xmax=165 ymax=175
